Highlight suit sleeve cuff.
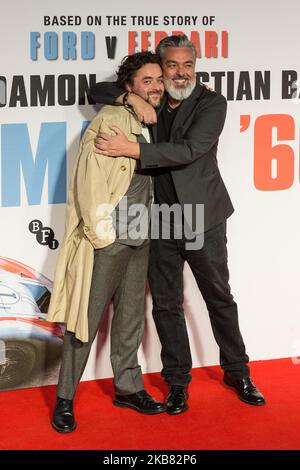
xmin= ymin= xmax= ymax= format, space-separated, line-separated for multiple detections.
xmin=140 ymin=143 xmax=159 ymax=169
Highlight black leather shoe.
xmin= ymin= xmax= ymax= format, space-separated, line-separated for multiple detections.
xmin=223 ymin=374 xmax=266 ymax=406
xmin=51 ymin=397 xmax=77 ymax=433
xmin=166 ymin=385 xmax=189 ymax=415
xmin=113 ymin=390 xmax=166 ymax=414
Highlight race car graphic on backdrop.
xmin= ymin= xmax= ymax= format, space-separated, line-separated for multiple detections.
xmin=0 ymin=257 xmax=64 ymax=390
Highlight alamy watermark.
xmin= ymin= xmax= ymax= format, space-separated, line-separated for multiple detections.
xmin=93 ymin=198 xmax=205 ymax=250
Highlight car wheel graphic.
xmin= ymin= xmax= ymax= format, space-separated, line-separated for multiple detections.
xmin=0 ymin=341 xmax=37 ymax=390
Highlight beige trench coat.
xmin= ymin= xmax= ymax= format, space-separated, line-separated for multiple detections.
xmin=47 ymin=106 xmax=143 ymax=342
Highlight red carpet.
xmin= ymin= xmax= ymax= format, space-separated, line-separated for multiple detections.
xmin=0 ymin=358 xmax=299 ymax=450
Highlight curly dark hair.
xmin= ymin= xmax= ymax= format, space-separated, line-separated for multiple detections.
xmin=116 ymin=51 xmax=162 ymax=88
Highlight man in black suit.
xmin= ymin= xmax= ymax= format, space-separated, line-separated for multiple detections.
xmin=91 ymin=35 xmax=265 ymax=414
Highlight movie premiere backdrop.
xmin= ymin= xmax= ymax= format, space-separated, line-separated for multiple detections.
xmin=0 ymin=0 xmax=299 ymax=390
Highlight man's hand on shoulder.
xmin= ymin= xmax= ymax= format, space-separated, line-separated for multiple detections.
xmin=94 ymin=126 xmax=140 ymax=159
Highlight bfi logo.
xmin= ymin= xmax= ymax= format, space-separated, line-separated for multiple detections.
xmin=29 ymin=220 xmax=59 ymax=249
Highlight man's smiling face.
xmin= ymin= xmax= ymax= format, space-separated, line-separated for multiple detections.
xmin=162 ymin=46 xmax=196 ymax=101
xmin=126 ymin=63 xmax=164 ymax=108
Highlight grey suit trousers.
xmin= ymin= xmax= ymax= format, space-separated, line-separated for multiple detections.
xmin=57 ymin=241 xmax=150 ymax=399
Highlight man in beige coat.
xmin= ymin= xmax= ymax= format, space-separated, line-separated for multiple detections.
xmin=47 ymin=52 xmax=165 ymax=433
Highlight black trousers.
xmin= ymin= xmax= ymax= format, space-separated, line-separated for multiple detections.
xmin=148 ymin=222 xmax=250 ymax=386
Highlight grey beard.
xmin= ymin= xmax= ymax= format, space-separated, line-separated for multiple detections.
xmin=164 ymin=79 xmax=196 ymax=101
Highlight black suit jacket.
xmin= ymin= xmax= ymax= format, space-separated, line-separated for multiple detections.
xmin=90 ymin=82 xmax=234 ymax=232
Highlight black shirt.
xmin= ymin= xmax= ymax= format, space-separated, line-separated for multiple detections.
xmin=154 ymin=104 xmax=180 ymax=206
